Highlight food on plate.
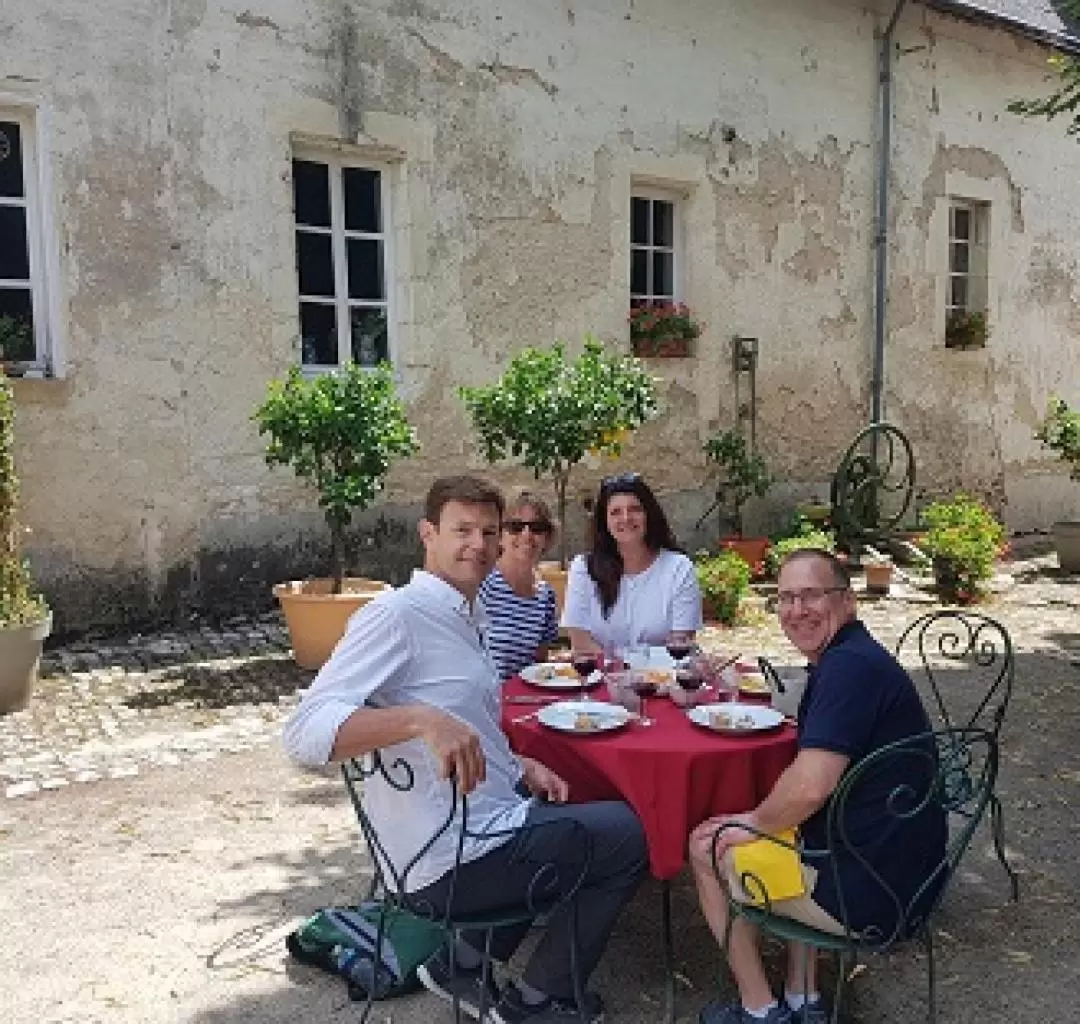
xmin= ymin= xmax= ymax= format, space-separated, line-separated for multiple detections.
xmin=709 ymin=710 xmax=758 ymax=731
xmin=738 ymin=673 xmax=770 ymax=695
xmin=573 ymin=712 xmax=603 ymax=732
xmin=641 ymin=668 xmax=672 ymax=686
xmin=535 ymin=664 xmax=580 ymax=681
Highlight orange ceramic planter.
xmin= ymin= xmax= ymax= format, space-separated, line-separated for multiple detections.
xmin=274 ymin=577 xmax=391 ymax=670
xmin=719 ymin=537 xmax=771 ymax=577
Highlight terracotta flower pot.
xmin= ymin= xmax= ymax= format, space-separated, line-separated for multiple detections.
xmin=863 ymin=561 xmax=894 ymax=596
xmin=719 ymin=537 xmax=771 ymax=578
xmin=630 ymin=336 xmax=693 ymax=358
xmin=274 ymin=578 xmax=391 ymax=670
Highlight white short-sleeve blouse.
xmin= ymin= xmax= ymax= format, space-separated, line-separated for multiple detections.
xmin=559 ymin=549 xmax=703 ymax=651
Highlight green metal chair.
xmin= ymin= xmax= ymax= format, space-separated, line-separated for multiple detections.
xmin=830 ymin=422 xmax=916 ymax=553
xmin=708 ymin=727 xmax=999 ymax=1024
xmin=341 ymin=752 xmax=593 ymax=1023
xmin=896 ymin=610 xmax=1019 ymax=901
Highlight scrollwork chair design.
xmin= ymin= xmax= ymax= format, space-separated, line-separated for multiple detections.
xmin=341 ymin=751 xmax=593 ymax=1023
xmin=708 ymin=727 xmax=999 ymax=1024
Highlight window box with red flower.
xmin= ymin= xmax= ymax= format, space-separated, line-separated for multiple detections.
xmin=628 ymin=303 xmax=702 ymax=358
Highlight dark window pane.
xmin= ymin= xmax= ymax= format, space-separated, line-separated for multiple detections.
xmin=652 ymin=200 xmax=674 ymax=248
xmin=300 ymin=302 xmax=338 ymax=365
xmin=0 ymin=287 xmax=34 ymax=361
xmin=344 ymin=167 xmax=381 ymax=233
xmin=292 ymin=160 xmax=331 ymax=228
xmin=0 ymin=122 xmax=25 ymax=198
xmin=630 ymin=250 xmax=648 ymax=296
xmin=296 ymin=230 xmax=335 ymax=297
xmin=949 ymin=276 xmax=968 ymax=309
xmin=0 ymin=206 xmax=30 ymax=280
xmin=951 ymin=206 xmax=970 ymax=241
xmin=950 ymin=242 xmax=969 ymax=274
xmin=652 ymin=251 xmax=673 ymax=298
xmin=350 ymin=307 xmax=388 ymax=366
xmin=347 ymin=238 xmax=384 ymax=300
xmin=631 ymin=197 xmax=650 ymax=245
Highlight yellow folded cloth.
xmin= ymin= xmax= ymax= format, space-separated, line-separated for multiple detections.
xmin=731 ymin=829 xmax=806 ymax=906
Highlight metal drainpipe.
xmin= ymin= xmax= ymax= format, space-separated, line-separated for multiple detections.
xmin=871 ymin=0 xmax=909 ymax=425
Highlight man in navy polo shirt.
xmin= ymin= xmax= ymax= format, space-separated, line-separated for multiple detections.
xmin=689 ymin=549 xmax=945 ymax=1024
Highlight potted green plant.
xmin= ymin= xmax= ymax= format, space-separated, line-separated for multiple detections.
xmin=694 ymin=548 xmax=752 ymax=625
xmin=700 ymin=429 xmax=772 ymax=574
xmin=920 ymin=493 xmax=1005 ymax=604
xmin=764 ymin=519 xmax=837 ymax=579
xmin=1035 ymin=396 xmax=1080 ymax=572
xmin=628 ymin=302 xmax=702 ymax=358
xmin=254 ymin=362 xmax=419 ymax=669
xmin=460 ymin=336 xmax=659 ymax=603
xmin=944 ymin=310 xmax=989 ymax=350
xmin=0 ymin=368 xmax=51 ymax=714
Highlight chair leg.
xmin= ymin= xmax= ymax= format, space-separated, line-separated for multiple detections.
xmin=990 ymin=793 xmax=1021 ymax=902
xmin=450 ymin=929 xmax=462 ymax=1024
xmin=831 ymin=952 xmax=848 ymax=1024
xmin=661 ymin=881 xmax=676 ymax=1024
xmin=479 ymin=929 xmax=495 ymax=1023
xmin=924 ymin=925 xmax=936 ymax=1024
xmin=568 ymin=899 xmax=588 ymax=1023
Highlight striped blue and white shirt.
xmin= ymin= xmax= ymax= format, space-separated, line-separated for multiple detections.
xmin=479 ymin=568 xmax=560 ymax=681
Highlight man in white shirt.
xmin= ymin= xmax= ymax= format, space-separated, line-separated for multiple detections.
xmin=284 ymin=475 xmax=647 ymax=1024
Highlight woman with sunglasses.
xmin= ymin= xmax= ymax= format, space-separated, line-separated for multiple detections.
xmin=478 ymin=489 xmax=561 ymax=681
xmin=562 ymin=473 xmax=702 ymax=654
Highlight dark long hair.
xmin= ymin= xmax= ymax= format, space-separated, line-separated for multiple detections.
xmin=586 ymin=476 xmax=681 ymax=617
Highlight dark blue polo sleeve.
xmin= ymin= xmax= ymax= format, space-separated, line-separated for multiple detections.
xmin=798 ymin=650 xmax=884 ymax=762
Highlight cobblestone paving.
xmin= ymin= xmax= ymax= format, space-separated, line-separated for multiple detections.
xmin=3 ymin=554 xmax=1078 ymax=800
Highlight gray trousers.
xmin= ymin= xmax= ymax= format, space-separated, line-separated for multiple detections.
xmin=410 ymin=799 xmax=648 ymax=1001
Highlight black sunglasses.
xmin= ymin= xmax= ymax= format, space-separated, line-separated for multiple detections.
xmin=601 ymin=472 xmax=642 ymax=492
xmin=504 ymin=518 xmax=553 ymax=536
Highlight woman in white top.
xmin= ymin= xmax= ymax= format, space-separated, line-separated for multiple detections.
xmin=478 ymin=489 xmax=560 ymax=680
xmin=561 ymin=473 xmax=703 ymax=653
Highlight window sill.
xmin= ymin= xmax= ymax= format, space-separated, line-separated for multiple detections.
xmin=1 ymin=360 xmax=59 ymax=380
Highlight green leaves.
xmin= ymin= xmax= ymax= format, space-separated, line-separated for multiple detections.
xmin=694 ymin=549 xmax=751 ymax=624
xmin=1035 ymin=397 xmax=1080 ymax=481
xmin=702 ymin=429 xmax=771 ymax=534
xmin=459 ymin=336 xmax=659 ymax=480
xmin=252 ymin=363 xmax=418 ymax=581
xmin=1007 ymin=4 xmax=1080 ymax=140
xmin=921 ymin=493 xmax=1005 ymax=599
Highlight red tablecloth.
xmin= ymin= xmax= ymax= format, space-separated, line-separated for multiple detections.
xmin=502 ymin=677 xmax=798 ymax=880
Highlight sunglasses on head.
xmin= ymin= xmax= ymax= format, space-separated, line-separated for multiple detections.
xmin=504 ymin=518 xmax=553 ymax=536
xmin=601 ymin=472 xmax=642 ymax=492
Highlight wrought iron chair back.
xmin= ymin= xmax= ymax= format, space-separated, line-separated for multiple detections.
xmin=340 ymin=751 xmax=593 ymax=1022
xmin=895 ymin=610 xmax=1019 ymax=899
xmin=829 ymin=422 xmax=916 ymax=550
xmin=712 ymin=727 xmax=998 ymax=1024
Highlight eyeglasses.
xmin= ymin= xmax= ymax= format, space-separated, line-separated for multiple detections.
xmin=601 ymin=472 xmax=642 ymax=492
xmin=504 ymin=519 xmax=553 ymax=536
xmin=776 ymin=587 xmax=849 ymax=609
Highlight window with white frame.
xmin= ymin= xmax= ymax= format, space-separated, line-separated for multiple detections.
xmin=630 ymin=190 xmax=680 ymax=307
xmin=291 ymin=154 xmax=391 ymax=368
xmin=0 ymin=110 xmax=49 ymax=369
xmin=945 ymin=200 xmax=989 ymax=347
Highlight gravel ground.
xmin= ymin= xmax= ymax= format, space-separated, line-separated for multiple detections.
xmin=2 ymin=549 xmax=1078 ymax=1022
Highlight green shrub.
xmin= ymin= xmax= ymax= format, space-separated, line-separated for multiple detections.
xmin=695 ymin=549 xmax=752 ymax=625
xmin=765 ymin=518 xmax=837 ymax=578
xmin=921 ymin=493 xmax=1005 ymax=603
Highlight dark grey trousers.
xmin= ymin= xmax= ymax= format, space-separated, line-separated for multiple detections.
xmin=410 ymin=799 xmax=648 ymax=1001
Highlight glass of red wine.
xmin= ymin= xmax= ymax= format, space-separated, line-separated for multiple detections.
xmin=570 ymin=651 xmax=600 ymax=697
xmin=665 ymin=631 xmax=697 ymax=667
xmin=630 ymin=670 xmax=657 ymax=726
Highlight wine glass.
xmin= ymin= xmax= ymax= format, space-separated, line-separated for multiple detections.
xmin=630 ymin=669 xmax=657 ymax=726
xmin=665 ymin=630 xmax=697 ymax=667
xmin=570 ymin=650 xmax=600 ymax=698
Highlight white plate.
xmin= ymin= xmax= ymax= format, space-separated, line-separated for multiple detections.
xmin=520 ymin=663 xmax=602 ymax=689
xmin=687 ymin=702 xmax=786 ymax=735
xmin=536 ymin=700 xmax=631 ymax=734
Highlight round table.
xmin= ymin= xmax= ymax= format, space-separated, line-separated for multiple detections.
xmin=501 ymin=676 xmax=798 ymax=881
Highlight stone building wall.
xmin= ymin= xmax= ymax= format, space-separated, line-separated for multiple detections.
xmin=1 ymin=0 xmax=1077 ymax=630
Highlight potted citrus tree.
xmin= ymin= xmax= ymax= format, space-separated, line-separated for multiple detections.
xmin=701 ymin=429 xmax=772 ymax=575
xmin=0 ymin=368 xmax=51 ymax=714
xmin=254 ymin=363 xmax=419 ymax=669
xmin=1035 ymin=396 xmax=1080 ymax=573
xmin=460 ymin=336 xmax=659 ymax=609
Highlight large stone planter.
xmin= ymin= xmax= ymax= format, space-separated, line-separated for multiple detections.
xmin=274 ymin=578 xmax=391 ymax=671
xmin=1052 ymin=521 xmax=1080 ymax=574
xmin=0 ymin=611 xmax=52 ymax=715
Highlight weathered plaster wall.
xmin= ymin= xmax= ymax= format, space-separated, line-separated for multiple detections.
xmin=1 ymin=0 xmax=1077 ymax=630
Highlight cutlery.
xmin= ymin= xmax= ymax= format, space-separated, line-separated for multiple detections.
xmin=506 ymin=695 xmax=561 ymax=705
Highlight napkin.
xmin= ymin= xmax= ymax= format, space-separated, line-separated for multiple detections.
xmin=730 ymin=828 xmax=806 ymax=906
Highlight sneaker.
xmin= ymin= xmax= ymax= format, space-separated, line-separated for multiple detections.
xmin=789 ymin=997 xmax=828 ymax=1024
xmin=486 ymin=982 xmax=604 ymax=1024
xmin=699 ymin=1000 xmax=793 ymax=1024
xmin=417 ymin=947 xmax=501 ymax=1021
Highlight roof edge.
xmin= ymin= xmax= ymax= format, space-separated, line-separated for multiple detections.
xmin=922 ymin=1 xmax=1080 ymax=57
